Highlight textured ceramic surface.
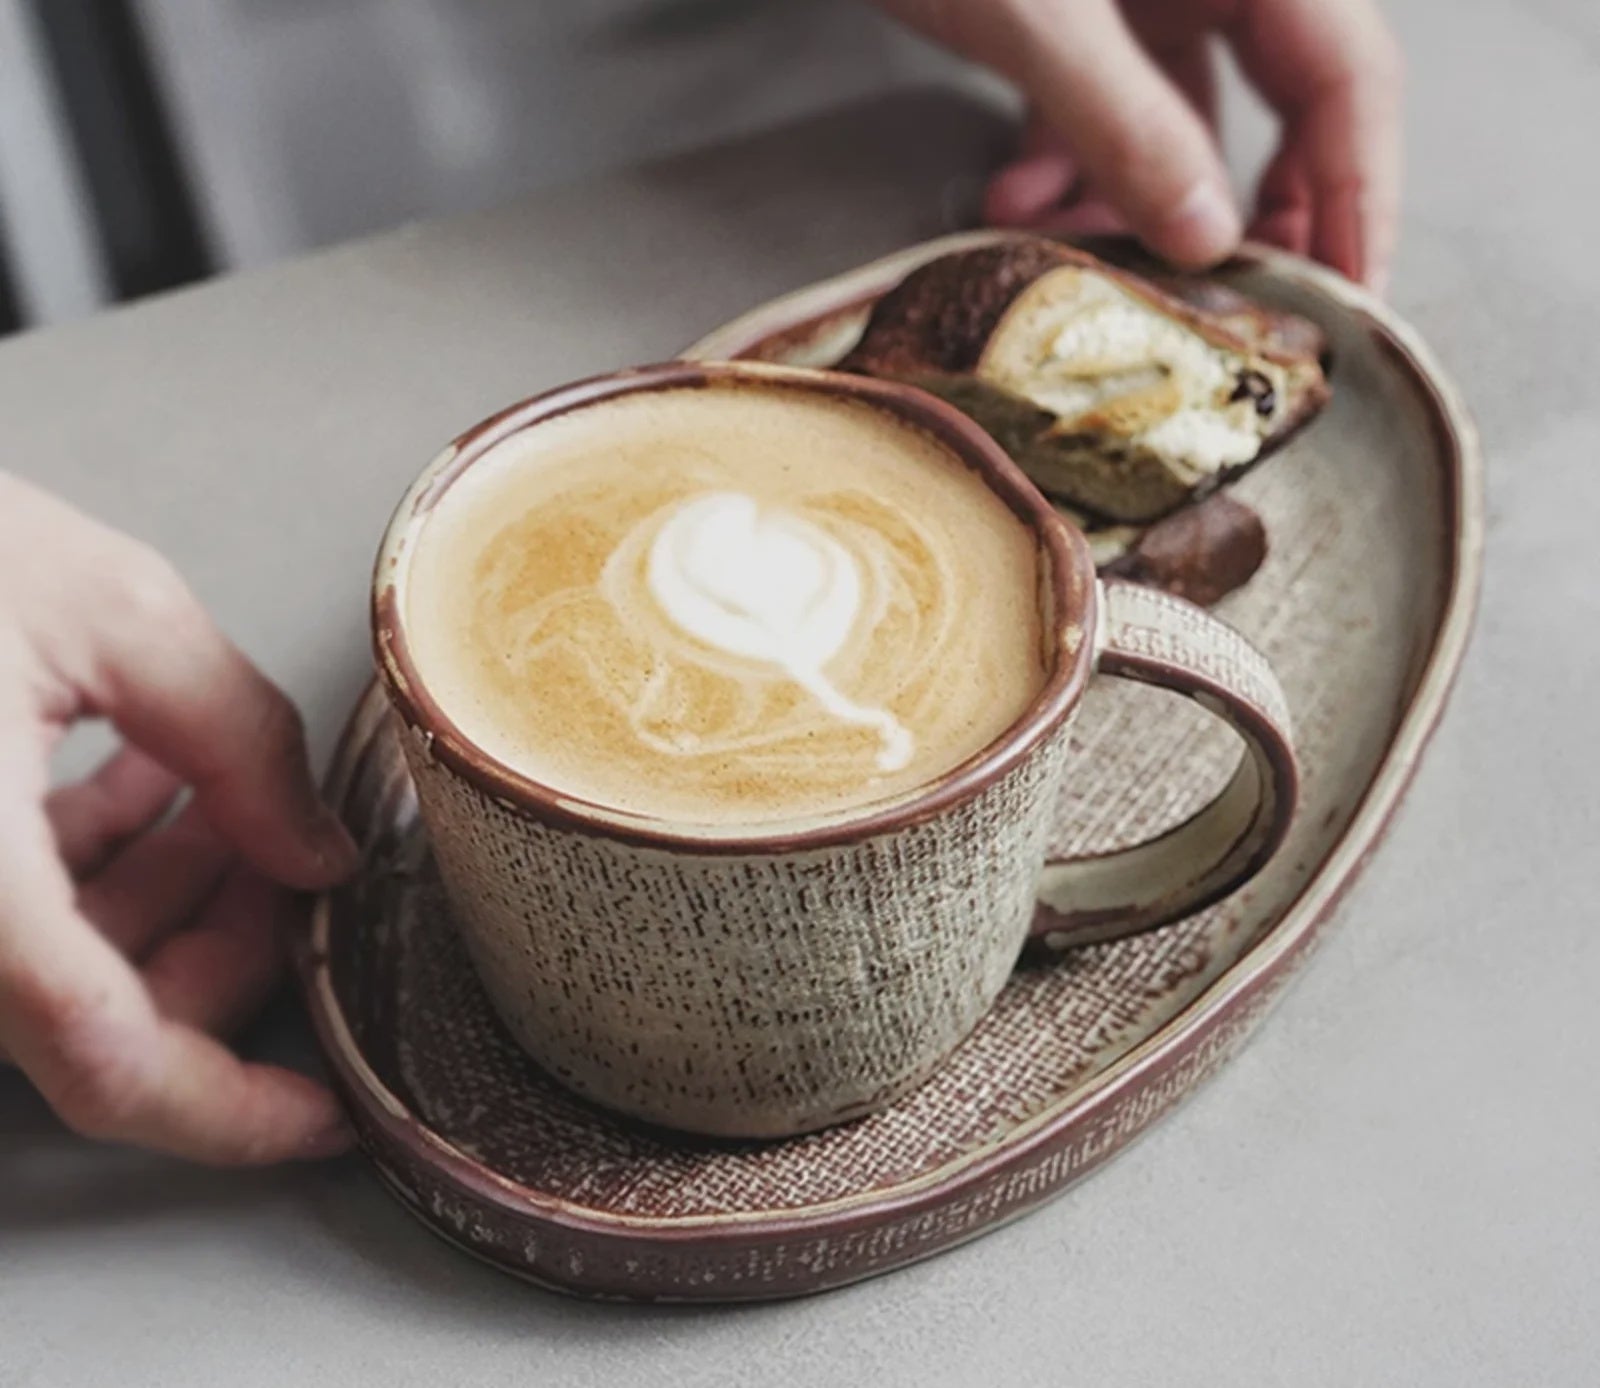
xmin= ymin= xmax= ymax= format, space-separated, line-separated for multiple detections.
xmin=370 ymin=362 xmax=1294 ymax=1138
xmin=302 ymin=241 xmax=1481 ymax=1301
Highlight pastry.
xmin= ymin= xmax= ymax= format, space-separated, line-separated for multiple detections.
xmin=841 ymin=236 xmax=1329 ymax=523
xmin=1102 ymin=491 xmax=1268 ymax=607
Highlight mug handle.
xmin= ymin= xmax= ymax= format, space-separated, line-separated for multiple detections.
xmin=1030 ymin=580 xmax=1299 ymax=953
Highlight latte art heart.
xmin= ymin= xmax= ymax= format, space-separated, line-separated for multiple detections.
xmin=402 ymin=384 xmax=1046 ymax=826
xmin=650 ymin=491 xmax=856 ymax=668
xmin=642 ymin=491 xmax=913 ymax=771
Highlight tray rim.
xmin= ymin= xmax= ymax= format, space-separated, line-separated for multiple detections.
xmin=300 ymin=239 xmax=1484 ymax=1284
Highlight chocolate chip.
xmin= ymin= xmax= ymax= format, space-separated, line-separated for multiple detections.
xmin=1229 ymin=369 xmax=1277 ymax=418
xmin=1102 ymin=492 xmax=1268 ymax=607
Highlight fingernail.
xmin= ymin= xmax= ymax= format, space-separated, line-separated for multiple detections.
xmin=1163 ymin=180 xmax=1243 ymax=265
xmin=302 ymin=1117 xmax=357 ymax=1160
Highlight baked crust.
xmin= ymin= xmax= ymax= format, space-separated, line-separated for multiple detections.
xmin=842 ymin=236 xmax=1330 ymax=522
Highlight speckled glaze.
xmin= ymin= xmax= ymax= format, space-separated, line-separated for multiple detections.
xmin=302 ymin=235 xmax=1484 ymax=1298
xmin=301 ymin=241 xmax=1480 ymax=1301
xmin=369 ymin=363 xmax=1297 ymax=1138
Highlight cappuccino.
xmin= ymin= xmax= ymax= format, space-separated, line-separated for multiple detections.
xmin=404 ymin=382 xmax=1046 ymax=826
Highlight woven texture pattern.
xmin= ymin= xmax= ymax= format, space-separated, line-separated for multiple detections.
xmin=323 ymin=255 xmax=1453 ymax=1233
xmin=402 ymin=720 xmax=1074 ymax=1136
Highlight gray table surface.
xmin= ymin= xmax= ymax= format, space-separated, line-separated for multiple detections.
xmin=2 ymin=11 xmax=1597 ymax=1384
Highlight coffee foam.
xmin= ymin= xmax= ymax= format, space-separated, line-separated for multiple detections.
xmin=634 ymin=490 xmax=912 ymax=771
xmin=403 ymin=384 xmax=1046 ymax=826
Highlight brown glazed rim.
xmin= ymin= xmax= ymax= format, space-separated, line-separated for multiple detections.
xmin=371 ymin=359 xmax=1098 ymax=854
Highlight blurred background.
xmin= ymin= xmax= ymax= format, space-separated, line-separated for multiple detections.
xmin=0 ymin=0 xmax=964 ymax=334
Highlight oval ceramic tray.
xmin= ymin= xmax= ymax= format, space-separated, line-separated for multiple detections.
xmin=301 ymin=238 xmax=1482 ymax=1302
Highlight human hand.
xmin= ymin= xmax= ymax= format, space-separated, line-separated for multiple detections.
xmin=0 ymin=473 xmax=358 ymax=1164
xmin=872 ymin=0 xmax=1402 ymax=291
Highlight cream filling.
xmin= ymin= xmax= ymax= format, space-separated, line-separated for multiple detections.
xmin=1026 ymin=281 xmax=1279 ymax=477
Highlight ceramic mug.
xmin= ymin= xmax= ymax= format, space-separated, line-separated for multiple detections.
xmin=372 ymin=362 xmax=1298 ymax=1139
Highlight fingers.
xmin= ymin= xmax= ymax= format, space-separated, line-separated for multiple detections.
xmin=8 ymin=477 xmax=356 ymax=893
xmin=141 ymin=868 xmax=289 ymax=1038
xmin=987 ymin=23 xmax=1218 ymax=237
xmin=1249 ymin=201 xmax=1314 ymax=259
xmin=1003 ymin=0 xmax=1240 ymax=266
xmin=73 ymin=1020 xmax=353 ymax=1165
xmin=1152 ymin=38 xmax=1220 ymax=130
xmin=3 ymin=479 xmax=355 ymax=1164
xmin=1036 ymin=198 xmax=1131 ymax=238
xmin=1228 ymin=0 xmax=1403 ymax=288
xmin=64 ymin=547 xmax=357 ymax=891
xmin=1248 ymin=144 xmax=1315 ymax=256
xmin=76 ymin=801 xmax=231 ymax=961
xmin=984 ymin=121 xmax=1078 ymax=226
xmin=0 ymin=801 xmax=351 ymax=1165
xmin=985 ymin=156 xmax=1074 ymax=228
xmin=46 ymin=745 xmax=184 ymax=877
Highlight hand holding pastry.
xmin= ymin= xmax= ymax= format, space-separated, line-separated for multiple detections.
xmin=870 ymin=0 xmax=1402 ymax=291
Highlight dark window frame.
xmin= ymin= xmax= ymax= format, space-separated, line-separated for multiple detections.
xmin=0 ymin=215 xmax=20 ymax=333
xmin=28 ymin=0 xmax=212 ymax=303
